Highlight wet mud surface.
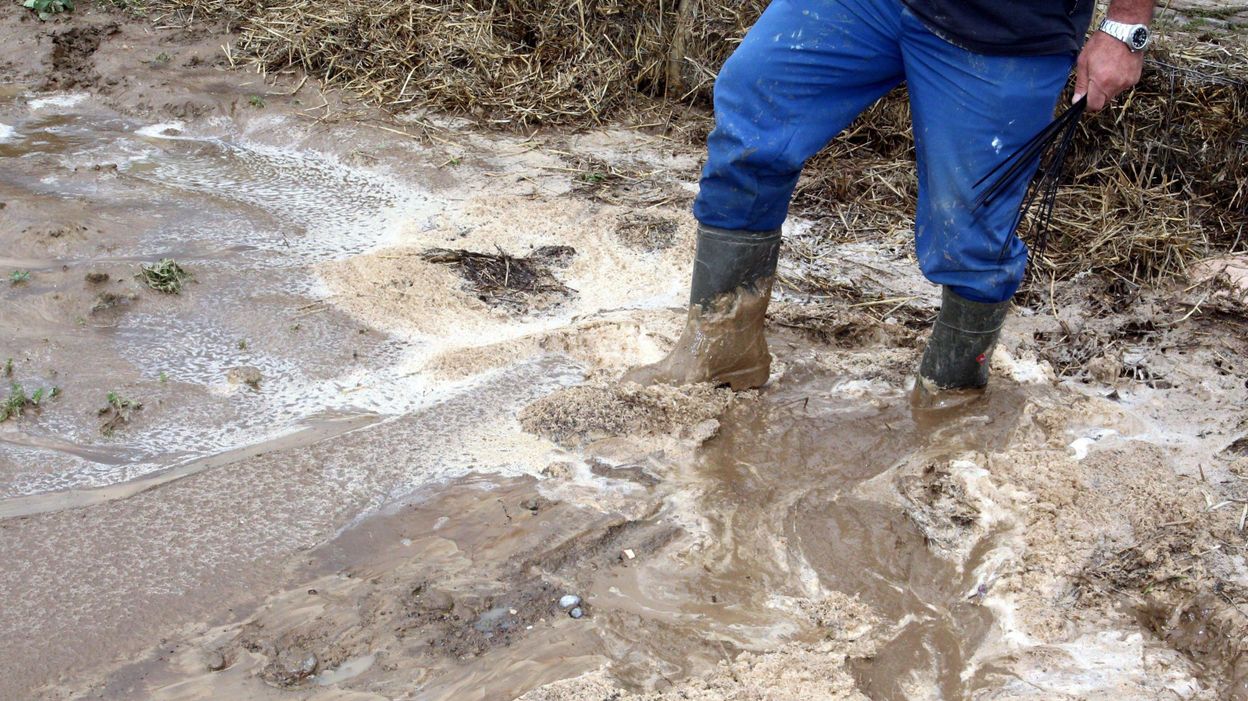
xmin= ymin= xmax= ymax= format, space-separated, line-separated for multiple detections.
xmin=3 ymin=4 xmax=1248 ymax=700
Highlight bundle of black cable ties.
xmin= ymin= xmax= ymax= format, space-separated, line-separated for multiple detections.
xmin=975 ymin=95 xmax=1088 ymax=263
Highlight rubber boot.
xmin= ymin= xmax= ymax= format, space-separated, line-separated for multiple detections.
xmin=624 ymin=224 xmax=781 ymax=391
xmin=914 ymin=286 xmax=1010 ymax=402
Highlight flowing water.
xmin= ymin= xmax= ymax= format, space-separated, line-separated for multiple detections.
xmin=1 ymin=88 xmax=1208 ymax=700
xmin=0 ymin=91 xmax=592 ymax=696
xmin=0 ymin=91 xmax=450 ymax=504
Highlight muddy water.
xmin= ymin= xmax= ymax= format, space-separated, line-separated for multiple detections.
xmin=0 ymin=89 xmax=585 ymax=698
xmin=599 ymin=360 xmax=1031 ymax=697
xmin=0 ymin=89 xmax=1075 ymax=699
xmin=56 ymin=351 xmax=1040 ymax=700
xmin=0 ymin=91 xmax=439 ymax=500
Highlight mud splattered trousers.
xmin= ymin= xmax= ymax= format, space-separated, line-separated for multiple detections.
xmin=692 ymin=0 xmax=1075 ymax=303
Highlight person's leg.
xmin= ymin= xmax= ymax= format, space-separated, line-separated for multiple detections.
xmin=902 ymin=13 xmax=1072 ymax=303
xmin=899 ymin=9 xmax=1073 ymax=392
xmin=695 ymin=0 xmax=908 ymax=233
xmin=628 ymin=0 xmax=906 ymax=390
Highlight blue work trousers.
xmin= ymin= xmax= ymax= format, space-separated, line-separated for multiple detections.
xmin=692 ymin=0 xmax=1074 ymax=303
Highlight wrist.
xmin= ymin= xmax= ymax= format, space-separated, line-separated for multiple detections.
xmin=1098 ymin=18 xmax=1153 ymax=52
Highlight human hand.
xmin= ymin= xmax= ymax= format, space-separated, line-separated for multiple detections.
xmin=1073 ymin=30 xmax=1146 ymax=112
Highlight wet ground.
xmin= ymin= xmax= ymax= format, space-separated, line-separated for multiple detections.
xmin=3 ymin=4 xmax=1248 ymax=700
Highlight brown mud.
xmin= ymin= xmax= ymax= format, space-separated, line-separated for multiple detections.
xmin=2 ymin=3 xmax=1247 ymax=701
xmin=623 ymin=283 xmax=775 ymax=391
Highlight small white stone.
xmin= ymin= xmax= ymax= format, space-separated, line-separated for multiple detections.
xmin=559 ymin=594 xmax=581 ymax=609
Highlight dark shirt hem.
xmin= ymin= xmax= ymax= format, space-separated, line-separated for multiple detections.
xmin=901 ymin=0 xmax=1086 ymax=57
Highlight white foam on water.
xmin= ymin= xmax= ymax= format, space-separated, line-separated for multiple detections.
xmin=991 ymin=346 xmax=1055 ymax=385
xmin=2 ymin=115 xmax=604 ymax=503
xmin=982 ymin=629 xmax=1204 ymax=698
xmin=123 ymin=132 xmax=438 ymax=265
xmin=7 ymin=323 xmax=583 ymax=497
xmin=1068 ymin=428 xmax=1118 ymax=460
xmin=134 ymin=121 xmax=186 ymax=139
xmin=28 ymin=92 xmax=89 ymax=110
xmin=0 ymin=123 xmax=15 ymax=141
xmin=3 ymin=117 xmax=477 ymax=496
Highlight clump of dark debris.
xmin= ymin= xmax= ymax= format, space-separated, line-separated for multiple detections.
xmin=421 ymin=245 xmax=575 ymax=312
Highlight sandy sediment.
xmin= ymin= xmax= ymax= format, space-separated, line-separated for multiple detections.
xmin=519 ymin=382 xmax=737 ymax=446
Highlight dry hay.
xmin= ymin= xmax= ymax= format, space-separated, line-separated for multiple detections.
xmin=769 ymin=289 xmax=930 ymax=350
xmin=139 ymin=0 xmax=1247 ymax=285
xmin=140 ymin=0 xmax=759 ymax=124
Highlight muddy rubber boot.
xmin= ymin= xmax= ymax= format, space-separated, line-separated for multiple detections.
xmin=624 ymin=224 xmax=781 ymax=391
xmin=914 ymin=287 xmax=1010 ymax=403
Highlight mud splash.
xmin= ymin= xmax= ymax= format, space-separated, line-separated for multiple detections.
xmin=624 ymin=282 xmax=774 ymax=391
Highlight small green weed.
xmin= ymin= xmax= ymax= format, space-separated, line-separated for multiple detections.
xmin=1 ymin=384 xmax=29 ymax=421
xmin=99 ymin=391 xmax=141 ymax=435
xmin=154 ymin=52 xmax=171 ymax=64
xmin=1 ymin=382 xmax=56 ymax=422
xmin=247 ymin=95 xmax=265 ymax=109
xmin=10 ymin=270 xmax=30 ymax=285
xmin=3 ymin=359 xmax=12 ymax=378
xmin=22 ymin=0 xmax=73 ymax=20
xmin=159 ymin=371 xmax=168 ymax=383
xmin=237 ymin=339 xmax=248 ymax=350
xmin=139 ymin=258 xmax=191 ymax=294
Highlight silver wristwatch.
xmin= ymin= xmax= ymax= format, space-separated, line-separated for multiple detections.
xmin=1098 ymin=18 xmax=1152 ymax=52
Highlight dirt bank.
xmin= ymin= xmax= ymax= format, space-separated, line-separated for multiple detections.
xmin=2 ymin=3 xmax=1248 ymax=701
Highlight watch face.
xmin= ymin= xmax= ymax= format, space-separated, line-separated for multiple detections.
xmin=1130 ymin=27 xmax=1149 ymax=50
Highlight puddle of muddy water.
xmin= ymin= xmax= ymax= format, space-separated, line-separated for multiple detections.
xmin=585 ymin=362 xmax=1034 ymax=698
xmin=106 ymin=356 xmax=1044 ymax=700
xmin=5 ymin=76 xmax=1221 ymax=700
xmin=0 ymin=91 xmax=455 ymax=501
